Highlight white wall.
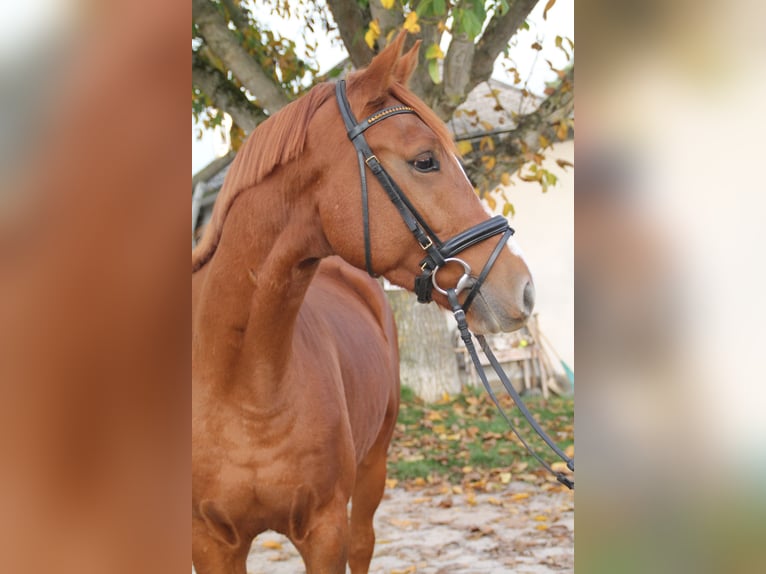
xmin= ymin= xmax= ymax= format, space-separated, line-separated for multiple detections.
xmin=496 ymin=140 xmax=574 ymax=368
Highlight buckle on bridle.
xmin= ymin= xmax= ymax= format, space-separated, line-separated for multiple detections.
xmin=419 ymin=236 xmax=433 ymax=250
xmin=364 ymin=154 xmax=379 ymax=167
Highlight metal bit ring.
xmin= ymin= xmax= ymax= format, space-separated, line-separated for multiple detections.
xmin=432 ymin=258 xmax=472 ymax=296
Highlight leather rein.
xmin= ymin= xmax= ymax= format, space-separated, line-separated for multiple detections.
xmin=335 ymin=80 xmax=574 ymax=489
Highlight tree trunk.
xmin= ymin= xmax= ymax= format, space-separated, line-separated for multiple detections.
xmin=385 ymin=289 xmax=461 ymax=402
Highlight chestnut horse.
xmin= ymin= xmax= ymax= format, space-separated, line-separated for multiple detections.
xmin=192 ymin=33 xmax=534 ymax=573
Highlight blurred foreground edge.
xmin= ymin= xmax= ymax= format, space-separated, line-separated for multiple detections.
xmin=0 ymin=1 xmax=189 ymax=573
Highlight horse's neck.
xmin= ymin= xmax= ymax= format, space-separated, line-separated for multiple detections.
xmin=192 ymin=180 xmax=329 ymax=396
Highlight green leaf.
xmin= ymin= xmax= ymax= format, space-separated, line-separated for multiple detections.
xmin=433 ymin=0 xmax=446 ymax=15
xmin=416 ymin=0 xmax=433 ymax=17
xmin=461 ymin=11 xmax=482 ymax=38
xmin=428 ymin=58 xmax=441 ymax=84
xmin=470 ymin=0 xmax=486 ymax=22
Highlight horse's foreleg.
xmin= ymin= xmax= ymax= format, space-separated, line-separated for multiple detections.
xmin=293 ymin=495 xmax=350 ymax=574
xmin=348 ymin=450 xmax=388 ymax=574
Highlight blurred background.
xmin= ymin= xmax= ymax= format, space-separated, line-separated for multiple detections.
xmin=577 ymin=0 xmax=766 ymax=570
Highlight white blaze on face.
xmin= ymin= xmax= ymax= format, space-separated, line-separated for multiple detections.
xmin=453 ymin=153 xmax=473 ymax=187
xmin=452 ymin=153 xmax=531 ymax=271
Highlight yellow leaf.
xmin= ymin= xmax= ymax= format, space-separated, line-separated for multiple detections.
xmin=510 ymin=492 xmax=530 ymax=501
xmin=425 ymin=43 xmax=445 ymax=60
xmin=500 ymin=172 xmax=511 ymax=186
xmin=403 ymin=12 xmax=421 ymax=34
xmin=457 ymin=140 xmax=473 ymax=156
xmin=499 ymin=472 xmax=512 ymax=484
xmin=479 ymin=135 xmax=495 ymax=152
xmin=534 ymin=514 xmax=548 ymax=521
xmin=381 ymin=0 xmax=395 ymax=9
xmin=536 ymin=524 xmax=549 ymax=531
xmin=365 ymin=19 xmax=380 ymax=49
xmin=485 ymin=194 xmax=496 ymax=211
xmin=466 ymin=493 xmax=477 ymax=506
xmin=261 ymin=540 xmax=283 ymax=550
xmin=481 ymin=155 xmax=496 ymax=170
xmin=538 ymin=134 xmax=550 ymax=148
xmin=386 ymin=478 xmax=399 ymax=489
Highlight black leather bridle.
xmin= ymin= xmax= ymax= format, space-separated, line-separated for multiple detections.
xmin=335 ymin=80 xmax=574 ymax=489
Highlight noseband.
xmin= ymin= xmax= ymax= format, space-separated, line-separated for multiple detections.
xmin=335 ymin=80 xmax=574 ymax=489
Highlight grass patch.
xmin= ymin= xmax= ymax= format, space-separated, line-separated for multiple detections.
xmin=387 ymin=385 xmax=574 ymax=485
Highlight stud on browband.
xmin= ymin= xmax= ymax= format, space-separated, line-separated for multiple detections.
xmin=366 ymin=106 xmax=414 ymax=124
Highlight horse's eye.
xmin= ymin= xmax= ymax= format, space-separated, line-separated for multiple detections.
xmin=411 ymin=153 xmax=440 ymax=173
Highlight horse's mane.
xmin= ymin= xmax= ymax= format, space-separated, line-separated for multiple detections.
xmin=192 ymin=75 xmax=459 ymax=274
xmin=192 ymin=82 xmax=335 ymax=273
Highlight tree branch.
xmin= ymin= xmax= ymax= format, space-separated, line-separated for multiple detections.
xmin=461 ymin=65 xmax=574 ymax=191
xmin=437 ymin=32 xmax=474 ymax=117
xmin=326 ymin=0 xmax=375 ymax=68
xmin=192 ymin=0 xmax=289 ymax=114
xmin=192 ymin=52 xmax=267 ymax=134
xmin=469 ymin=0 xmax=538 ymax=91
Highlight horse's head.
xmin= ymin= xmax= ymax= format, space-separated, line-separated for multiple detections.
xmin=308 ymin=34 xmax=534 ymax=334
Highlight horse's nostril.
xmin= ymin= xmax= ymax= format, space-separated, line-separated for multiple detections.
xmin=523 ymin=281 xmax=535 ymax=316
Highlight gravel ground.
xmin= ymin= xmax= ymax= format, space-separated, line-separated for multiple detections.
xmin=246 ymin=481 xmax=574 ymax=573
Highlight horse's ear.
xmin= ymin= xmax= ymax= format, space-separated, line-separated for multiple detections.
xmin=394 ymin=40 xmax=421 ymax=86
xmin=357 ymin=31 xmax=408 ymax=101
